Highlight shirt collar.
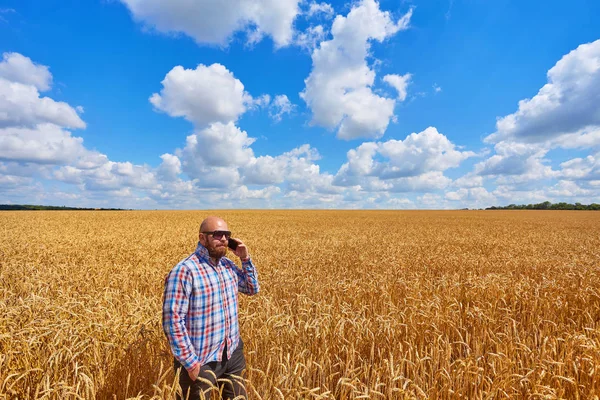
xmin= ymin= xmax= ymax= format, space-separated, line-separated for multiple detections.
xmin=195 ymin=242 xmax=223 ymax=267
xmin=195 ymin=242 xmax=210 ymax=261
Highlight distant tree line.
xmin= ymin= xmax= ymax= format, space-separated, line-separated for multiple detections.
xmin=487 ymin=201 xmax=600 ymax=210
xmin=0 ymin=204 xmax=127 ymax=211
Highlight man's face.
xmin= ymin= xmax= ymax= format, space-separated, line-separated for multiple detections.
xmin=199 ymin=219 xmax=229 ymax=260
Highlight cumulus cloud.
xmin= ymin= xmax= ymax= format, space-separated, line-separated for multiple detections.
xmin=418 ymin=193 xmax=443 ymax=208
xmin=546 ymin=180 xmax=595 ymax=198
xmin=223 ymin=185 xmax=281 ymax=200
xmin=120 ymin=0 xmax=301 ymax=47
xmin=335 ymin=127 xmax=475 ymax=184
xmin=0 ymin=80 xmax=85 ymax=129
xmin=486 ymin=39 xmax=600 ymax=144
xmin=0 ymin=52 xmax=52 ymax=91
xmin=300 ymin=0 xmax=413 ymax=140
xmin=383 ymin=73 xmax=412 ymax=101
xmin=333 ymin=127 xmax=475 ymax=196
xmin=551 ymin=126 xmax=600 ymax=149
xmin=150 ymin=63 xmax=251 ymax=126
xmin=452 ymin=174 xmax=483 ymax=188
xmin=559 ymin=153 xmax=600 ymax=181
xmin=156 ymin=153 xmax=182 ymax=181
xmin=445 ymin=187 xmax=496 ymax=206
xmin=55 ymin=161 xmax=159 ymax=192
xmin=453 ymin=40 xmax=600 ymax=196
xmin=0 ymin=53 xmax=85 ymax=131
xmin=242 ymin=144 xmax=338 ymax=195
xmin=0 ymin=172 xmax=33 ymax=190
xmin=490 ymin=178 xmax=600 ymax=206
xmin=0 ymin=124 xmax=94 ymax=165
xmin=377 ymin=127 xmax=475 ymax=178
xmin=243 ymin=154 xmax=288 ymax=185
xmin=178 ymin=122 xmax=255 ymax=188
xmin=0 ymin=53 xmax=90 ymax=168
xmin=473 ymin=140 xmax=559 ymax=187
xmin=143 ymin=58 xmax=340 ymax=200
xmin=0 ymin=52 xmax=188 ymax=206
xmin=383 ymin=196 xmax=415 ymax=208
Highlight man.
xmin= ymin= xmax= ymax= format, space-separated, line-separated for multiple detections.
xmin=162 ymin=216 xmax=260 ymax=400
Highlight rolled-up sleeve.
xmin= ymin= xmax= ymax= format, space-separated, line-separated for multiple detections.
xmin=162 ymin=264 xmax=200 ymax=371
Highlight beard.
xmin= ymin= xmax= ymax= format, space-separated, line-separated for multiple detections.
xmin=206 ymin=241 xmax=227 ymax=260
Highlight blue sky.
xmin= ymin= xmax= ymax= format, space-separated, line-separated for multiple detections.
xmin=0 ymin=0 xmax=599 ymax=209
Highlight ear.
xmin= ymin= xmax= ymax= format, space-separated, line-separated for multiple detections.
xmin=199 ymin=233 xmax=206 ymax=246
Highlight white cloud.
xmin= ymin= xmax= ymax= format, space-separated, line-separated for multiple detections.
xmin=433 ymin=83 xmax=442 ymax=93
xmin=0 ymin=60 xmax=104 ymax=174
xmin=345 ymin=142 xmax=379 ymax=176
xmin=300 ymin=0 xmax=413 ymax=140
xmin=390 ymin=171 xmax=452 ymax=193
xmin=250 ymin=94 xmax=271 ymax=110
xmin=486 ymin=39 xmax=600 ymax=145
xmin=243 ymin=155 xmax=288 ymax=185
xmin=335 ymin=127 xmax=475 ymax=185
xmin=243 ymin=144 xmax=338 ymax=194
xmin=269 ymin=94 xmax=295 ymax=122
xmin=150 ymin=63 xmax=251 ymax=126
xmin=445 ymin=187 xmax=496 ymax=205
xmin=491 ymin=180 xmax=600 ymax=206
xmin=383 ymin=196 xmax=415 ymax=208
xmin=157 ymin=153 xmax=182 ymax=181
xmin=0 ymin=161 xmax=53 ymax=178
xmin=148 ymin=60 xmax=340 ymax=197
xmin=120 ymin=0 xmax=301 ymax=47
xmin=457 ymin=40 xmax=600 ymax=198
xmin=559 ymin=153 xmax=600 ymax=181
xmin=0 ymin=79 xmax=85 ymax=129
xmin=223 ymin=185 xmax=281 ymax=200
xmin=0 ymin=173 xmax=32 ymax=189
xmin=0 ymin=123 xmax=93 ymax=165
xmin=306 ymin=2 xmax=334 ymax=19
xmin=184 ymin=122 xmax=255 ymax=168
xmin=551 ymin=126 xmax=600 ymax=149
xmin=0 ymin=52 xmax=191 ymax=205
xmin=377 ymin=127 xmax=475 ymax=178
xmin=452 ymin=174 xmax=483 ymax=188
xmin=179 ymin=122 xmax=255 ymax=188
xmin=418 ymin=193 xmax=443 ymax=208
xmin=473 ymin=140 xmax=559 ymax=186
xmin=55 ymin=161 xmax=159 ymax=192
xmin=546 ymin=180 xmax=594 ymax=198
xmin=0 ymin=52 xmax=52 ymax=91
xmin=295 ymin=25 xmax=327 ymax=51
xmin=383 ymin=73 xmax=412 ymax=101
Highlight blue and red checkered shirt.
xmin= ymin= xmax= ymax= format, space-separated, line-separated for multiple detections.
xmin=162 ymin=242 xmax=260 ymax=371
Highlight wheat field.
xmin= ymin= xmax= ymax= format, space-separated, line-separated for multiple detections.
xmin=1 ymin=210 xmax=599 ymax=399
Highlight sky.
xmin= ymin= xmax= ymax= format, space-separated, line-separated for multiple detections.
xmin=0 ymin=0 xmax=599 ymax=210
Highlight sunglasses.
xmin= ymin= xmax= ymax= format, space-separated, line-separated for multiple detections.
xmin=201 ymin=230 xmax=232 ymax=240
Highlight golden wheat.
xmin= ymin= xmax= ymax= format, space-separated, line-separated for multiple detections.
xmin=1 ymin=210 xmax=599 ymax=399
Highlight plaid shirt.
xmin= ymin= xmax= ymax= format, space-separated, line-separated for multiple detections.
xmin=162 ymin=242 xmax=260 ymax=371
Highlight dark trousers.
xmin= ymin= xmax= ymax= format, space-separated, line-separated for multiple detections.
xmin=174 ymin=340 xmax=247 ymax=400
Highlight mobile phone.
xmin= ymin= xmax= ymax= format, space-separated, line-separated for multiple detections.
xmin=228 ymin=238 xmax=238 ymax=250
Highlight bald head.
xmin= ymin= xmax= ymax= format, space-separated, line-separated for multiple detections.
xmin=199 ymin=216 xmax=228 ymax=235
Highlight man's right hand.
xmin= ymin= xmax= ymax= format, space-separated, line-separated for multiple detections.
xmin=187 ymin=364 xmax=200 ymax=381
